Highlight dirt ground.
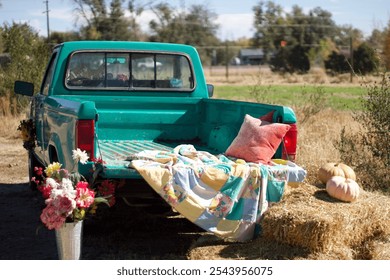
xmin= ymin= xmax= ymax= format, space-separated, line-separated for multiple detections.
xmin=0 ymin=136 xmax=215 ymax=260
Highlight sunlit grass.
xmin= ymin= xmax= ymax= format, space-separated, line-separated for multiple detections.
xmin=213 ymin=84 xmax=364 ymax=110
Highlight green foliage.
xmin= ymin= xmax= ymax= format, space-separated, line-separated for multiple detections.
xmin=298 ymin=85 xmax=330 ymax=124
xmin=148 ymin=3 xmax=219 ymax=44
xmin=0 ymin=22 xmax=50 ymax=115
xmin=269 ymin=48 xmax=289 ymax=73
xmin=252 ymin=0 xmax=285 ymax=62
xmin=249 ymin=82 xmax=330 ymax=124
xmin=288 ymin=45 xmax=310 ymax=73
xmin=367 ymin=29 xmax=386 ymax=55
xmin=336 ymin=73 xmax=390 ymax=192
xmin=49 ymin=31 xmax=81 ymax=45
xmin=324 ymin=51 xmax=350 ymax=75
xmin=252 ymin=1 xmax=337 ymax=63
xmin=72 ymin=0 xmax=145 ymax=40
xmin=384 ymin=25 xmax=390 ymax=70
xmin=148 ymin=3 xmax=220 ymax=63
xmin=325 ymin=43 xmax=379 ymax=75
xmin=353 ymin=43 xmax=379 ymax=75
xmin=270 ymin=45 xmax=310 ymax=73
xmin=249 ymin=81 xmax=275 ymax=105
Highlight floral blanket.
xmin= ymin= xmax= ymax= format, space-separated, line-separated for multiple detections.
xmin=129 ymin=144 xmax=305 ymax=242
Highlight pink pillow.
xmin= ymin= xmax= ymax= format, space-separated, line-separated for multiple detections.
xmin=225 ymin=114 xmax=290 ymax=164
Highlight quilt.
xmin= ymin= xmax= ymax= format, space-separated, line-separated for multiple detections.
xmin=129 ymin=144 xmax=306 ymax=242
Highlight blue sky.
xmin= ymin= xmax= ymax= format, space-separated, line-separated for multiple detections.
xmin=0 ymin=0 xmax=389 ymax=40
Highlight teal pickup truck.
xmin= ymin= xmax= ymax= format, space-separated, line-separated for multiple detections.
xmin=15 ymin=41 xmax=297 ymax=203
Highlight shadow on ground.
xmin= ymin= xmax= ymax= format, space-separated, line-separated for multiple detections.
xmin=0 ymin=183 xmax=204 ymax=260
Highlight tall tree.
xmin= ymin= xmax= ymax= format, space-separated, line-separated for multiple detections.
xmin=149 ymin=3 xmax=219 ymax=45
xmin=107 ymin=0 xmax=131 ymax=40
xmin=304 ymin=7 xmax=336 ymax=46
xmin=72 ymin=0 xmax=145 ymax=40
xmin=383 ymin=21 xmax=390 ymax=70
xmin=252 ymin=1 xmax=285 ymax=62
xmin=252 ymin=1 xmax=349 ymax=65
xmin=367 ymin=28 xmax=386 ymax=52
xmin=148 ymin=2 xmax=220 ymax=63
xmin=127 ymin=0 xmax=150 ymax=40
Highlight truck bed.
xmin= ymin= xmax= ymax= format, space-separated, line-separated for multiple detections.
xmin=94 ymin=98 xmax=297 ymax=180
xmin=97 ymin=139 xmax=214 ymax=179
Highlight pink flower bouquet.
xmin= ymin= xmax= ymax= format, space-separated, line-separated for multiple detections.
xmin=33 ymin=149 xmax=116 ymax=230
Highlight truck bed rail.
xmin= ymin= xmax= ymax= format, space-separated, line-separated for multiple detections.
xmin=97 ymin=140 xmax=173 ymax=179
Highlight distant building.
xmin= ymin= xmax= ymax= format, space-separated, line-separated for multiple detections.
xmin=238 ymin=48 xmax=264 ymax=65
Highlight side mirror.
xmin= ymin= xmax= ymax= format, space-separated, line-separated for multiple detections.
xmin=207 ymin=84 xmax=214 ymax=98
xmin=14 ymin=80 xmax=34 ymax=96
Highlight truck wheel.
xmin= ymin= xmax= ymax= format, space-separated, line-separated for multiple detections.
xmin=28 ymin=151 xmax=42 ymax=191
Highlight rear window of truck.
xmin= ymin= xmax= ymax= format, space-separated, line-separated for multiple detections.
xmin=65 ymin=52 xmax=194 ymax=91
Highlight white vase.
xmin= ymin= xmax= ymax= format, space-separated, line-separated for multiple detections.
xmin=55 ymin=220 xmax=83 ymax=260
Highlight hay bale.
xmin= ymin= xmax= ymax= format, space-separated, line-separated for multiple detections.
xmin=187 ymin=232 xmax=354 ymax=260
xmin=187 ymin=184 xmax=390 ymax=260
xmin=364 ymin=235 xmax=390 ymax=260
xmin=260 ymin=184 xmax=390 ymax=254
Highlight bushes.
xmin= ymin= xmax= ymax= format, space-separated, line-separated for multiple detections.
xmin=270 ymin=45 xmax=310 ymax=74
xmin=325 ymin=43 xmax=379 ymax=75
xmin=0 ymin=23 xmax=50 ymax=116
xmin=353 ymin=43 xmax=379 ymax=75
xmin=336 ymin=73 xmax=389 ymax=192
xmin=324 ymin=51 xmax=350 ymax=75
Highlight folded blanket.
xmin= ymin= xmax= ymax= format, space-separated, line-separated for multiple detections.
xmin=129 ymin=144 xmax=305 ymax=242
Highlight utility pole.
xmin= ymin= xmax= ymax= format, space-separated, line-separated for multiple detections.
xmin=350 ymin=33 xmax=354 ymax=83
xmin=44 ymin=0 xmax=50 ymax=42
xmin=225 ymin=41 xmax=229 ymax=80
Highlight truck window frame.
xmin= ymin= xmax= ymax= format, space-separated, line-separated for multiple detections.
xmin=41 ymin=51 xmax=58 ymax=95
xmin=64 ymin=50 xmax=196 ymax=92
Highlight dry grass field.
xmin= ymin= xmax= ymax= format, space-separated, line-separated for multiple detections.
xmin=1 ymin=68 xmax=389 ymax=260
xmin=204 ymin=65 xmax=381 ymax=86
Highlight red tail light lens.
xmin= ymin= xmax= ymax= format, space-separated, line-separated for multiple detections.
xmin=76 ymin=120 xmax=95 ymax=160
xmin=282 ymin=123 xmax=297 ymax=161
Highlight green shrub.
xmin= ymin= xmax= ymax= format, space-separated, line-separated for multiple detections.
xmin=325 ymin=43 xmax=379 ymax=75
xmin=324 ymin=51 xmax=350 ymax=75
xmin=353 ymin=43 xmax=379 ymax=75
xmin=0 ymin=23 xmax=50 ymax=115
xmin=270 ymin=45 xmax=310 ymax=74
xmin=336 ymin=73 xmax=389 ymax=192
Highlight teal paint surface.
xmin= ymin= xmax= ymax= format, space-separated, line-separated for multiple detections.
xmin=20 ymin=41 xmax=297 ymax=180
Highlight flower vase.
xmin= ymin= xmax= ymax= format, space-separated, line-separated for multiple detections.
xmin=55 ymin=221 xmax=83 ymax=260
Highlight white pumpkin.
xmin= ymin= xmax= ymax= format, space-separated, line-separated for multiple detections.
xmin=326 ymin=176 xmax=360 ymax=202
xmin=318 ymin=162 xmax=356 ymax=184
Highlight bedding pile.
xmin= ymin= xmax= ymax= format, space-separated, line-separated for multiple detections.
xmin=129 ymin=144 xmax=306 ymax=241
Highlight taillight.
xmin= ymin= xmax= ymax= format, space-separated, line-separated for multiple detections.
xmin=282 ymin=123 xmax=297 ymax=161
xmin=76 ymin=120 xmax=95 ymax=160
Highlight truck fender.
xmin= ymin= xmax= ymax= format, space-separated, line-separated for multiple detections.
xmin=48 ymin=133 xmax=64 ymax=165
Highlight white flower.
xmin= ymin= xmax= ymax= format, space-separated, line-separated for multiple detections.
xmin=49 ymin=178 xmax=76 ymax=199
xmin=60 ymin=178 xmax=76 ymax=195
xmin=45 ymin=178 xmax=59 ymax=189
xmin=72 ymin=148 xmax=89 ymax=164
